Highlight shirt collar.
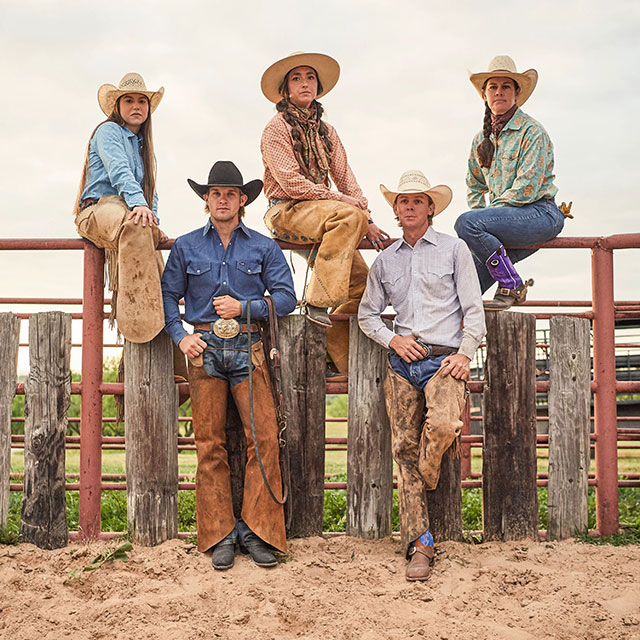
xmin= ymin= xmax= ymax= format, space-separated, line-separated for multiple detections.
xmin=202 ymin=218 xmax=251 ymax=238
xmin=395 ymin=224 xmax=438 ymax=251
xmin=503 ymin=107 xmax=526 ymax=132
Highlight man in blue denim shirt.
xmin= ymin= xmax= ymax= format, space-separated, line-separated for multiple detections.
xmin=161 ymin=161 xmax=296 ymax=570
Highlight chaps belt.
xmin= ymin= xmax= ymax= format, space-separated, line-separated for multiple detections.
xmin=194 ymin=321 xmax=259 ymax=339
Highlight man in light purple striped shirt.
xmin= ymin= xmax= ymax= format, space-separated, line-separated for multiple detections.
xmin=358 ymin=170 xmax=485 ymax=581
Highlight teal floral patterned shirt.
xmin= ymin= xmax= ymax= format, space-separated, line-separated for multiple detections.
xmin=466 ymin=108 xmax=558 ymax=209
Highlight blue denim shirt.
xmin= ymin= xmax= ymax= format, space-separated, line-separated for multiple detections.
xmin=161 ymin=219 xmax=297 ymax=345
xmin=80 ymin=121 xmax=158 ymax=218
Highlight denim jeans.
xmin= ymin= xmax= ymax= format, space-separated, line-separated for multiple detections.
xmin=196 ymin=329 xmax=261 ymax=386
xmin=216 ymin=518 xmax=258 ymax=546
xmin=454 ymin=198 xmax=565 ymax=293
xmin=389 ymin=353 xmax=447 ymax=391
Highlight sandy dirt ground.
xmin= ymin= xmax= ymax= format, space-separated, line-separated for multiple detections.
xmin=0 ymin=536 xmax=639 ymax=640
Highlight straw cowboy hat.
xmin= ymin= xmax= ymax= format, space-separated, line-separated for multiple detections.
xmin=380 ymin=170 xmax=452 ymax=216
xmin=97 ymin=73 xmax=164 ymax=116
xmin=261 ymin=51 xmax=340 ymax=103
xmin=187 ymin=161 xmax=263 ymax=206
xmin=468 ymin=55 xmax=538 ymax=107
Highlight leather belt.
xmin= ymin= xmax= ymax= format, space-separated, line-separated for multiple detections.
xmin=391 ymin=343 xmax=457 ymax=360
xmin=194 ymin=322 xmax=259 ymax=333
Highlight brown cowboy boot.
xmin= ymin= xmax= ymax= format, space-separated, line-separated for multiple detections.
xmin=418 ymin=367 xmax=466 ymax=490
xmin=406 ymin=545 xmax=435 ymax=581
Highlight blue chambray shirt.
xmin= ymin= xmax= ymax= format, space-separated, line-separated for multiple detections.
xmin=80 ymin=121 xmax=159 ymax=218
xmin=161 ymin=219 xmax=297 ymax=346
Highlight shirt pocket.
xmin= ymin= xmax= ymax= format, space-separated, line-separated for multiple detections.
xmin=236 ymin=260 xmax=262 ymax=276
xmin=426 ymin=267 xmax=454 ymax=298
xmin=381 ymin=273 xmax=405 ymax=302
xmin=186 ymin=262 xmax=212 ymax=277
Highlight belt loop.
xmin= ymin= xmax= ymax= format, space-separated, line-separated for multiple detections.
xmin=209 ymin=321 xmax=215 ymax=334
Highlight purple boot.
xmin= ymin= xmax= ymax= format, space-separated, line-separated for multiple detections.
xmin=484 ymin=246 xmax=533 ymax=310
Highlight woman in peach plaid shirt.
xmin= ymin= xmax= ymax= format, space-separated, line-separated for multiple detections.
xmin=260 ymin=51 xmax=389 ymax=374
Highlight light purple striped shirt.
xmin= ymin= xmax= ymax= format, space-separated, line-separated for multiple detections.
xmin=358 ymin=226 xmax=486 ymax=360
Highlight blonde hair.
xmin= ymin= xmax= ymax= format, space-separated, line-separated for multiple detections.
xmin=73 ymin=96 xmax=157 ymax=215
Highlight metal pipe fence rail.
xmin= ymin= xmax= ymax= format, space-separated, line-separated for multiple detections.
xmin=1 ymin=234 xmax=639 ymax=545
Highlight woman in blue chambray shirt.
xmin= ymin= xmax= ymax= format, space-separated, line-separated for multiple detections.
xmin=455 ymin=56 xmax=567 ymax=310
xmin=73 ymin=72 xmax=167 ymax=343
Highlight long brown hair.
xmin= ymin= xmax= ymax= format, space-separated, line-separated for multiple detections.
xmin=476 ymin=79 xmax=520 ymax=169
xmin=73 ymin=96 xmax=157 ymax=215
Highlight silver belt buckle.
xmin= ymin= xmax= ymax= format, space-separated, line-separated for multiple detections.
xmin=212 ymin=318 xmax=240 ymax=338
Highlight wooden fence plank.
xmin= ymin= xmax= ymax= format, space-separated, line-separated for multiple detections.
xmin=483 ymin=311 xmax=539 ymax=541
xmin=0 ymin=313 xmax=20 ymax=529
xmin=346 ymin=318 xmax=393 ymax=539
xmin=20 ymin=312 xmax=71 ymax=549
xmin=124 ymin=332 xmax=178 ymax=546
xmin=278 ymin=315 xmax=326 ymax=537
xmin=547 ymin=316 xmax=591 ymax=539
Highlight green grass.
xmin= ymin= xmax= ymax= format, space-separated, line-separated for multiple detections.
xmin=4 ymin=391 xmax=638 ymax=546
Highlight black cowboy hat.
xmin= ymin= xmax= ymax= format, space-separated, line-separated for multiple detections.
xmin=187 ymin=161 xmax=263 ymax=206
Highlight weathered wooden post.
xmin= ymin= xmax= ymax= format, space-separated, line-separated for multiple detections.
xmin=124 ymin=332 xmax=178 ymax=545
xmin=20 ymin=312 xmax=71 ymax=549
xmin=278 ymin=315 xmax=326 ymax=537
xmin=346 ymin=318 xmax=393 ymax=539
xmin=0 ymin=313 xmax=20 ymax=529
xmin=547 ymin=316 xmax=591 ymax=539
xmin=483 ymin=312 xmax=538 ymax=541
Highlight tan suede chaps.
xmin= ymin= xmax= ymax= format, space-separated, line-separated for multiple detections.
xmin=384 ymin=362 xmax=466 ymax=553
xmin=188 ymin=340 xmax=287 ymax=554
xmin=75 ymin=195 xmax=165 ymax=343
xmin=264 ymin=199 xmax=369 ymax=373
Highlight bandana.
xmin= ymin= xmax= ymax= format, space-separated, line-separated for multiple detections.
xmin=491 ymin=104 xmax=518 ymax=137
xmin=284 ymin=101 xmax=331 ymax=185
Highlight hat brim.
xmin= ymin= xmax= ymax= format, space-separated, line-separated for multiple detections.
xmin=468 ymin=69 xmax=538 ymax=107
xmin=379 ymin=184 xmax=453 ymax=217
xmin=187 ymin=178 xmax=263 ymax=207
xmin=97 ymin=84 xmax=165 ymax=117
xmin=261 ymin=52 xmax=340 ymax=103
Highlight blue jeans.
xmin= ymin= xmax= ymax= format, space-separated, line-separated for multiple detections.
xmin=216 ymin=518 xmax=259 ymax=547
xmin=389 ymin=353 xmax=447 ymax=391
xmin=454 ymin=198 xmax=564 ymax=293
xmin=196 ymin=329 xmax=261 ymax=386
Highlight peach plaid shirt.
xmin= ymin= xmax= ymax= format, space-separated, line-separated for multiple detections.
xmin=260 ymin=112 xmax=369 ymax=211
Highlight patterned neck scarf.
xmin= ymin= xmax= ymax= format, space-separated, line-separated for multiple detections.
xmin=284 ymin=101 xmax=331 ymax=185
xmin=491 ymin=104 xmax=518 ymax=137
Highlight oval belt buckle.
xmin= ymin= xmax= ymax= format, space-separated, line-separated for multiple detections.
xmin=212 ymin=318 xmax=240 ymax=339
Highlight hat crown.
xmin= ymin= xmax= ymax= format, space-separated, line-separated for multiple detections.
xmin=396 ymin=170 xmax=432 ymax=193
xmin=487 ymin=55 xmax=518 ymax=74
xmin=117 ymin=72 xmax=148 ymax=92
xmin=206 ymin=161 xmax=244 ymax=186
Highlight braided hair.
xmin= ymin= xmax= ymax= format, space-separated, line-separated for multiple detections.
xmin=476 ymin=79 xmax=520 ymax=169
xmin=275 ymin=70 xmax=333 ymax=157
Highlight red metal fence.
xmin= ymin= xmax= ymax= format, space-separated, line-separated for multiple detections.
xmin=2 ymin=234 xmax=639 ymax=538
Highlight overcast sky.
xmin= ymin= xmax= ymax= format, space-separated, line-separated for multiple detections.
xmin=2 ymin=0 xmax=639 ymax=369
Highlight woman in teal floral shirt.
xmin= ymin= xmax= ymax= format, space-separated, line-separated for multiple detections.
xmin=455 ymin=56 xmax=565 ymax=310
